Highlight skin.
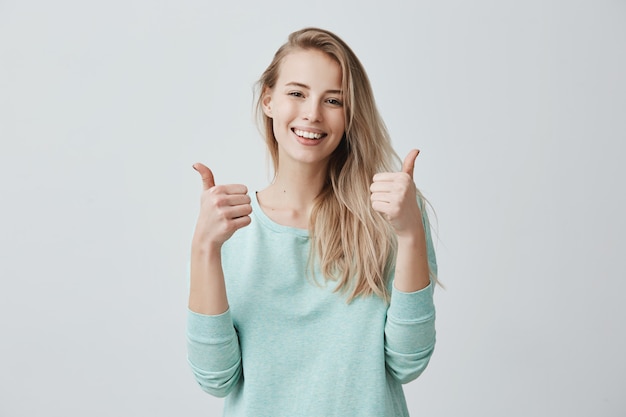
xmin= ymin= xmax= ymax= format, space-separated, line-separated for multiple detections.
xmin=189 ymin=49 xmax=429 ymax=316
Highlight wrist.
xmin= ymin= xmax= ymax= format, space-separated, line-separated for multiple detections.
xmin=191 ymin=238 xmax=222 ymax=258
xmin=396 ymin=228 xmax=426 ymax=246
xmin=394 ymin=216 xmax=426 ymax=240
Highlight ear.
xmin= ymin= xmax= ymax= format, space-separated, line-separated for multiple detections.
xmin=261 ymin=88 xmax=273 ymax=118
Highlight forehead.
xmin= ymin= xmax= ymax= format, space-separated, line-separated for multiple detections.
xmin=276 ymin=49 xmax=342 ymax=89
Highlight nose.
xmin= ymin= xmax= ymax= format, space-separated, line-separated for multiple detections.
xmin=303 ymin=100 xmax=322 ymax=122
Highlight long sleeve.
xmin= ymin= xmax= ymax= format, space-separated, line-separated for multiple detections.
xmin=186 ymin=308 xmax=242 ymax=397
xmin=384 ymin=283 xmax=436 ymax=383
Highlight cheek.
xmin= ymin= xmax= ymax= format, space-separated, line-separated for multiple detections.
xmin=272 ymin=115 xmax=292 ymax=137
xmin=332 ymin=113 xmax=346 ymax=133
xmin=272 ymin=101 xmax=297 ymax=121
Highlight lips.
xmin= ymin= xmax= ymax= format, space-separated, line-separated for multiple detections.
xmin=292 ymin=128 xmax=326 ymax=140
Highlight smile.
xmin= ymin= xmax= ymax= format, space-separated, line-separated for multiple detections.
xmin=292 ymin=128 xmax=326 ymax=140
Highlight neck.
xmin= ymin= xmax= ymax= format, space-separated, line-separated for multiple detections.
xmin=256 ymin=160 xmax=329 ymax=228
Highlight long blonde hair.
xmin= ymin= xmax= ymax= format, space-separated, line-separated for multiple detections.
xmin=255 ymin=27 xmax=426 ymax=301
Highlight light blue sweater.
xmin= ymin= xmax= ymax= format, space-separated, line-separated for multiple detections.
xmin=187 ymin=196 xmax=437 ymax=416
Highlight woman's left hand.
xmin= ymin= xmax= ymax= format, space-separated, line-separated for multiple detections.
xmin=370 ymin=149 xmax=424 ymax=238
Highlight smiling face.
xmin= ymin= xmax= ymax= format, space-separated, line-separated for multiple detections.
xmin=262 ymin=48 xmax=346 ymax=171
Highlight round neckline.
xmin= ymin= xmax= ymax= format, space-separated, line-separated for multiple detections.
xmin=252 ymin=192 xmax=310 ymax=238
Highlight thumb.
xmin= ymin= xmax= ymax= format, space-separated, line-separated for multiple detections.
xmin=401 ymin=149 xmax=420 ymax=177
xmin=192 ymin=163 xmax=215 ymax=190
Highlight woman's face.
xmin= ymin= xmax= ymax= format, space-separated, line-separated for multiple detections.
xmin=262 ymin=48 xmax=346 ymax=170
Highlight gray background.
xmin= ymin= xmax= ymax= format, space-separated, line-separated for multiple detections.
xmin=1 ymin=0 xmax=625 ymax=416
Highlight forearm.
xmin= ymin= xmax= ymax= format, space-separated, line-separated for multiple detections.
xmin=188 ymin=241 xmax=229 ymax=315
xmin=187 ymin=239 xmax=241 ymax=396
xmin=392 ymin=222 xmax=431 ymax=293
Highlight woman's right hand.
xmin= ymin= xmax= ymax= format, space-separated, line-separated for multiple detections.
xmin=192 ymin=163 xmax=252 ymax=250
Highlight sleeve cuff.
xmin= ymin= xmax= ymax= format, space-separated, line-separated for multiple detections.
xmin=187 ymin=308 xmax=236 ymax=344
xmin=388 ymin=282 xmax=435 ymax=322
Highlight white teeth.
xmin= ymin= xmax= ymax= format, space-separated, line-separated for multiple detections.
xmin=294 ymin=129 xmax=323 ymax=139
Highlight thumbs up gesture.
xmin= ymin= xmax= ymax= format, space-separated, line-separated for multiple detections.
xmin=370 ymin=149 xmax=423 ymax=237
xmin=192 ymin=163 xmax=252 ymax=249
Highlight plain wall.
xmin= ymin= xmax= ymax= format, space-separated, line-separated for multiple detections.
xmin=1 ymin=0 xmax=625 ymax=416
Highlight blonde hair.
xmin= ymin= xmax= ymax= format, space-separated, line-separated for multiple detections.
xmin=255 ymin=27 xmax=429 ymax=301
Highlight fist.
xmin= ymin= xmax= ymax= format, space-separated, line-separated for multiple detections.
xmin=370 ymin=150 xmax=423 ymax=236
xmin=192 ymin=163 xmax=252 ymax=248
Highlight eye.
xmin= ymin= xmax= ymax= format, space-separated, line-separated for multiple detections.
xmin=326 ymin=98 xmax=343 ymax=106
xmin=288 ymin=91 xmax=304 ymax=98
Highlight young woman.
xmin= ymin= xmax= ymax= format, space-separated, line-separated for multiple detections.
xmin=187 ymin=27 xmax=438 ymax=417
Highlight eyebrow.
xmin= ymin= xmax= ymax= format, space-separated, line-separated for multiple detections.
xmin=285 ymin=82 xmax=342 ymax=95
